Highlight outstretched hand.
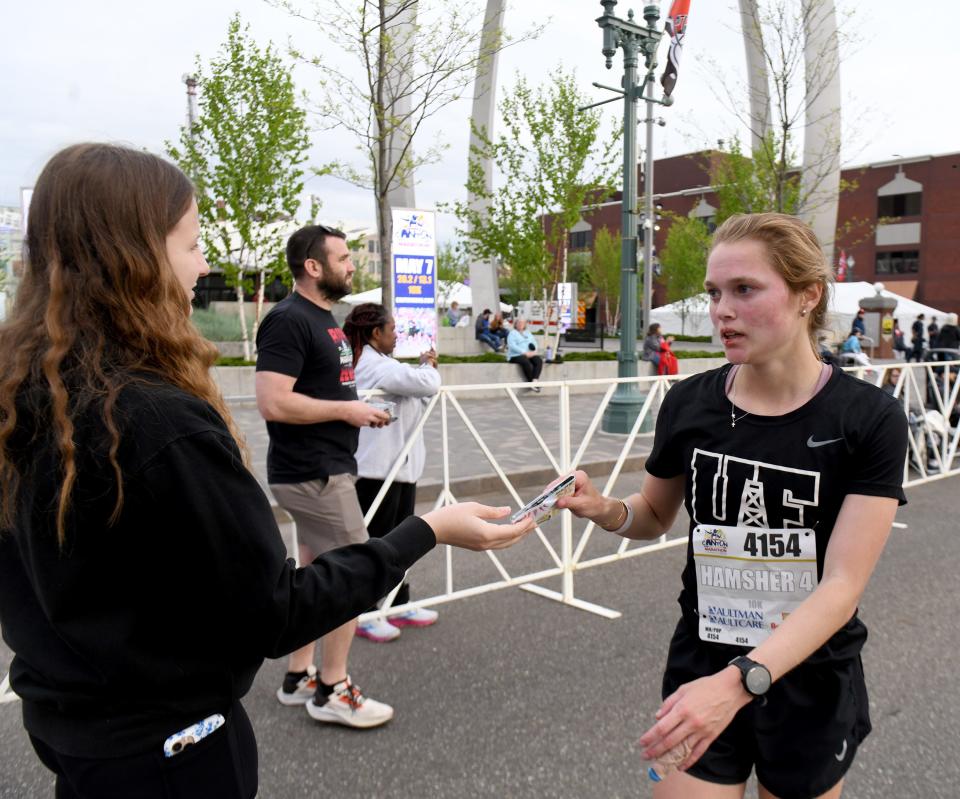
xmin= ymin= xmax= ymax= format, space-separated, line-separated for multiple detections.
xmin=422 ymin=502 xmax=536 ymax=551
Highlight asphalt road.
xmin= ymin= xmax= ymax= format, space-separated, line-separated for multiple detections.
xmin=2 ymin=476 xmax=958 ymax=798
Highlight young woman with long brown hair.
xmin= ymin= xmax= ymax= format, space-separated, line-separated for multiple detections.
xmin=0 ymin=143 xmax=533 ymax=798
xmin=543 ymin=213 xmax=907 ymax=799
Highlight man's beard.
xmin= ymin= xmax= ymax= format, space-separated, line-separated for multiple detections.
xmin=315 ymin=263 xmax=352 ymax=301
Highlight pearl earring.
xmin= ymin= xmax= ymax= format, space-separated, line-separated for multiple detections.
xmin=800 ymin=308 xmax=808 ymax=317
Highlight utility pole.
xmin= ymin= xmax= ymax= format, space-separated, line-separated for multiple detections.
xmin=592 ymin=1 xmax=669 ymax=433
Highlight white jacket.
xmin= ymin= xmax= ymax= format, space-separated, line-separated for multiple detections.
xmin=355 ymin=344 xmax=441 ymax=483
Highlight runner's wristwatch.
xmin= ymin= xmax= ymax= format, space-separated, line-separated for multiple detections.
xmin=728 ymin=656 xmax=772 ymax=698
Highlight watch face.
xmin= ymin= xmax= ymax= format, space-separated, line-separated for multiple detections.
xmin=745 ymin=665 xmax=771 ymax=696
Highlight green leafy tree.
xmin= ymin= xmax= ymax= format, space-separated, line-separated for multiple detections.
xmin=435 ymin=242 xmax=469 ymax=310
xmin=448 ymin=67 xmax=619 ymax=350
xmin=660 ymin=216 xmax=711 ymax=335
xmin=168 ymin=14 xmax=309 ymax=358
xmin=581 ymin=226 xmax=621 ymax=333
xmin=342 ymin=228 xmax=381 ymax=295
xmin=711 ymin=132 xmax=801 ymax=222
xmin=566 ymin=251 xmax=592 ymax=288
xmin=350 ymin=267 xmax=381 ymax=295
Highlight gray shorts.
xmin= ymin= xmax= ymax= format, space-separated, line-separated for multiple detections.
xmin=270 ymin=473 xmax=368 ymax=558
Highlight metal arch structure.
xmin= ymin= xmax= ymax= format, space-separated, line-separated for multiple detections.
xmin=388 ymin=1 xmax=842 ymax=304
xmin=800 ymin=0 xmax=842 ymax=265
xmin=383 ymin=0 xmax=504 ymax=314
xmin=383 ymin=1 xmax=418 ymax=212
xmin=737 ymin=0 xmax=842 ymax=264
xmin=464 ymin=0 xmax=507 ymax=318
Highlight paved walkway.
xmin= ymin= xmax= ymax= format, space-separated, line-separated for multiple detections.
xmin=4 ymin=364 xmax=946 ymax=799
xmin=234 ymin=388 xmax=657 ymax=503
xmin=3 ymin=477 xmax=958 ymax=798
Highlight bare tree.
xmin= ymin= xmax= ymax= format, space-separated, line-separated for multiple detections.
xmin=271 ymin=0 xmax=539 ymax=309
xmin=703 ymin=0 xmax=854 ymax=257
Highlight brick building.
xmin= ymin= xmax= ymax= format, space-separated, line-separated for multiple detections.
xmin=565 ymin=150 xmax=960 ymax=313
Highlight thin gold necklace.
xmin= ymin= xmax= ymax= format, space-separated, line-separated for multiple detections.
xmin=729 ymin=372 xmax=750 ymax=429
xmin=729 ymin=363 xmax=826 ymax=428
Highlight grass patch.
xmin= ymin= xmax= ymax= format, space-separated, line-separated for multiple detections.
xmin=670 ymin=334 xmax=712 ymax=342
xmin=562 ymin=351 xmax=616 ymax=361
xmin=399 ymin=352 xmax=507 ymax=364
xmin=675 ymin=350 xmax=721 ymax=358
xmin=215 ymin=356 xmax=256 ymax=367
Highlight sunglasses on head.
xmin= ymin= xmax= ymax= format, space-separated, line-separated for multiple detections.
xmin=304 ymin=224 xmax=341 ymax=262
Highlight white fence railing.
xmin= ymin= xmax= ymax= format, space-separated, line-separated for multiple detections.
xmin=2 ymin=359 xmax=956 ymax=706
xmin=350 ymin=359 xmax=960 ymax=624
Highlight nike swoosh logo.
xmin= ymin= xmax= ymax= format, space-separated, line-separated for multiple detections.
xmin=807 ymin=436 xmax=844 ymax=448
xmin=835 ymin=738 xmax=848 ymax=762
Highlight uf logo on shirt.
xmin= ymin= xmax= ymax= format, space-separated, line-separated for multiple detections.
xmin=690 ymin=449 xmax=820 ymax=529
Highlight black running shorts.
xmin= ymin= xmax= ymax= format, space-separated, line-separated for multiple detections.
xmin=661 ymin=620 xmax=871 ymax=799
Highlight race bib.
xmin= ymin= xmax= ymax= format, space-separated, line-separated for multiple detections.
xmin=693 ymin=524 xmax=819 ymax=647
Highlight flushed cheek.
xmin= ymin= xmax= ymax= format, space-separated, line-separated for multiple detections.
xmin=736 ymin=295 xmax=789 ymax=329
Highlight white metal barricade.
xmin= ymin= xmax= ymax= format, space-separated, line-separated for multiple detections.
xmin=2 ymin=358 xmax=957 ymax=706
xmin=350 ymin=372 xmax=689 ymax=624
xmin=353 ymin=360 xmax=960 ymax=623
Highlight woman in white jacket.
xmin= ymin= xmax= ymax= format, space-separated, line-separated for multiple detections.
xmin=344 ymin=303 xmax=442 ymax=642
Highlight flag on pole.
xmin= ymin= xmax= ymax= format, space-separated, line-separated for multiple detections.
xmin=837 ymin=250 xmax=847 ymax=282
xmin=660 ymin=0 xmax=691 ymax=99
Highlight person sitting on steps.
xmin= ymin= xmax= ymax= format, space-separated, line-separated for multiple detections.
xmin=474 ymin=308 xmax=502 ymax=352
xmin=506 ymin=318 xmax=544 ymax=392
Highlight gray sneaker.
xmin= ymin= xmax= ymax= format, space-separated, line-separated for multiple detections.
xmin=275 ymin=664 xmax=317 ymax=706
xmin=306 ymin=676 xmax=394 ymax=729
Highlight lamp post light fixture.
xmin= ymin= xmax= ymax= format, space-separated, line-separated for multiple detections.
xmin=846 ymin=254 xmax=856 ymax=283
xmin=593 ymin=1 xmax=670 ymax=434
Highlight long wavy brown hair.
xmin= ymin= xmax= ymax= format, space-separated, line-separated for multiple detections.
xmin=0 ymin=143 xmax=242 ymax=545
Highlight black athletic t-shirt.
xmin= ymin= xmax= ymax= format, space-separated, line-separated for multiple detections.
xmin=255 ymin=292 xmax=359 ymax=483
xmin=646 ymin=364 xmax=907 ymax=663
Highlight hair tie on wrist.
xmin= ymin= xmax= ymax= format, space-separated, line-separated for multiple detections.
xmin=603 ymin=499 xmax=634 ymax=534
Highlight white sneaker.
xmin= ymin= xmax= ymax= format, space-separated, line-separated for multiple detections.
xmin=388 ymin=607 xmax=439 ymax=628
xmin=275 ymin=664 xmax=317 ymax=706
xmin=356 ymin=617 xmax=401 ymax=642
xmin=306 ymin=677 xmax=394 ymax=728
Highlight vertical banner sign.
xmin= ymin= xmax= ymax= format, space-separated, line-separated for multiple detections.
xmin=557 ymin=282 xmax=578 ymax=332
xmin=837 ymin=249 xmax=847 ymax=282
xmin=391 ymin=209 xmax=437 ymax=358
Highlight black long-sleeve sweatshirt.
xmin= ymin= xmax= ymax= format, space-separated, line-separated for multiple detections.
xmin=0 ymin=378 xmax=434 ymax=758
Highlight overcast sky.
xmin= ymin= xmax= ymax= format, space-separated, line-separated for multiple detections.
xmin=2 ymin=0 xmax=955 ymax=238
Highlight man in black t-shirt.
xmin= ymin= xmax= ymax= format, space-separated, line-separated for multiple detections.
xmin=256 ymin=224 xmax=393 ymax=729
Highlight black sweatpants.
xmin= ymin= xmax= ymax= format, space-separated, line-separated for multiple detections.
xmin=510 ymin=354 xmax=543 ymax=382
xmin=29 ymin=702 xmax=257 ymax=799
xmin=355 ymin=478 xmax=418 ymax=607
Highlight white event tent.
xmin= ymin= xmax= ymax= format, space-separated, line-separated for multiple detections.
xmin=340 ymin=281 xmax=513 ymax=313
xmin=651 ymin=282 xmax=950 ymax=343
